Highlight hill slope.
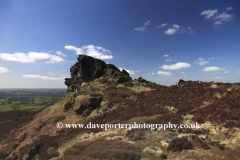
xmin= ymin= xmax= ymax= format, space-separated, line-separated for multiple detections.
xmin=1 ymin=56 xmax=240 ymax=160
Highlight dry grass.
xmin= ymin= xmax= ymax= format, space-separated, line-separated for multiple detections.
xmin=126 ymin=114 xmax=163 ymax=124
xmin=61 ymin=136 xmax=143 ymax=160
xmin=51 ymin=115 xmax=66 ymax=124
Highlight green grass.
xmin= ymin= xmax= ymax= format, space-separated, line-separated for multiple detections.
xmin=0 ymin=102 xmax=46 ymax=112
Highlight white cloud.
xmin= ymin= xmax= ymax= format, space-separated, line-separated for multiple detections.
xmin=200 ymin=9 xmax=218 ymax=19
xmin=164 ymin=24 xmax=186 ymax=35
xmin=164 ymin=55 xmax=169 ymax=57
xmin=46 ymin=55 xmax=66 ymax=63
xmin=202 ymin=66 xmax=225 ymax=71
xmin=0 ymin=52 xmax=65 ymax=63
xmin=64 ymin=45 xmax=83 ymax=55
xmin=181 ymin=72 xmax=184 ymax=74
xmin=224 ymin=71 xmax=229 ymax=73
xmin=214 ymin=77 xmax=223 ymax=79
xmin=134 ymin=21 xmax=150 ymax=32
xmin=64 ymin=45 xmax=113 ymax=59
xmin=209 ymin=72 xmax=219 ymax=74
xmin=157 ymin=23 xmax=169 ymax=28
xmin=165 ymin=57 xmax=176 ymax=62
xmin=200 ymin=9 xmax=234 ymax=26
xmin=194 ymin=58 xmax=209 ymax=66
xmin=214 ymin=20 xmax=222 ymax=25
xmin=134 ymin=27 xmax=146 ymax=31
xmin=164 ymin=28 xmax=178 ymax=35
xmin=214 ymin=12 xmax=233 ymax=25
xmin=0 ymin=67 xmax=11 ymax=74
xmin=161 ymin=62 xmax=191 ymax=70
xmin=172 ymin=24 xmax=181 ymax=29
xmin=47 ymin=71 xmax=59 ymax=75
xmin=119 ymin=68 xmax=139 ymax=75
xmin=187 ymin=27 xmax=194 ymax=33
xmin=22 ymin=75 xmax=66 ymax=80
xmin=157 ymin=71 xmax=174 ymax=75
xmin=56 ymin=51 xmax=67 ymax=57
xmin=144 ymin=21 xmax=150 ymax=26
xmin=152 ymin=73 xmax=156 ymax=75
xmin=183 ymin=75 xmax=186 ymax=76
xmin=226 ymin=7 xmax=232 ymax=11
xmin=207 ymin=57 xmax=215 ymax=60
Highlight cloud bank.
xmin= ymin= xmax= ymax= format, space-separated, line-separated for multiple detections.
xmin=0 ymin=52 xmax=65 ymax=63
xmin=64 ymin=45 xmax=113 ymax=59
xmin=134 ymin=20 xmax=150 ymax=32
xmin=200 ymin=8 xmax=234 ymax=27
xmin=161 ymin=62 xmax=191 ymax=70
xmin=202 ymin=66 xmax=225 ymax=71
xmin=22 ymin=75 xmax=66 ymax=80
xmin=0 ymin=67 xmax=11 ymax=74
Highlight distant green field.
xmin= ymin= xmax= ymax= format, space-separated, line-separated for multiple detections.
xmin=0 ymin=103 xmax=47 ymax=112
xmin=0 ymin=88 xmax=66 ymax=112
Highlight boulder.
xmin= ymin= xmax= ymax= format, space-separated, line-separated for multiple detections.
xmin=74 ymin=94 xmax=102 ymax=114
xmin=137 ymin=76 xmax=149 ymax=83
xmin=65 ymin=55 xmax=132 ymax=92
xmin=176 ymin=79 xmax=185 ymax=87
xmin=209 ymin=84 xmax=218 ymax=88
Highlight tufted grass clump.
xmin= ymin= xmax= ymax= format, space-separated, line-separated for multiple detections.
xmin=102 ymin=87 xmax=134 ymax=103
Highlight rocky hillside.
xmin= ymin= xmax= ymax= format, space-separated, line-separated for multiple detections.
xmin=0 ymin=55 xmax=240 ymax=160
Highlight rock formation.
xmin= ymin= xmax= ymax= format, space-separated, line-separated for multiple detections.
xmin=176 ymin=79 xmax=185 ymax=87
xmin=74 ymin=94 xmax=102 ymax=115
xmin=65 ymin=55 xmax=132 ymax=92
xmin=137 ymin=76 xmax=150 ymax=83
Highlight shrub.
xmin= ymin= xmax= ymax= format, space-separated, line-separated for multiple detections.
xmin=64 ymin=101 xmax=73 ymax=112
xmin=167 ymin=136 xmax=193 ymax=152
xmin=125 ymin=129 xmax=146 ymax=141
xmin=123 ymin=82 xmax=134 ymax=87
xmin=102 ymin=87 xmax=134 ymax=103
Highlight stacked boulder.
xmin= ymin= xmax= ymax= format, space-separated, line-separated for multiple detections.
xmin=65 ymin=55 xmax=132 ymax=92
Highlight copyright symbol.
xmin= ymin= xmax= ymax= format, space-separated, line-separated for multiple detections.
xmin=56 ymin=122 xmax=63 ymax=129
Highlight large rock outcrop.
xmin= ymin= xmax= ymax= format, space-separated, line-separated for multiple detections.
xmin=74 ymin=94 xmax=102 ymax=115
xmin=65 ymin=55 xmax=132 ymax=92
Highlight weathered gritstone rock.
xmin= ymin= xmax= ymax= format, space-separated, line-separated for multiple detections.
xmin=176 ymin=79 xmax=185 ymax=87
xmin=74 ymin=94 xmax=102 ymax=114
xmin=209 ymin=84 xmax=218 ymax=88
xmin=65 ymin=55 xmax=132 ymax=92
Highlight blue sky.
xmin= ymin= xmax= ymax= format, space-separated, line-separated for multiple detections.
xmin=0 ymin=0 xmax=239 ymax=88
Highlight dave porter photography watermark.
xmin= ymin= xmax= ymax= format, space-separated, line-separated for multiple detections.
xmin=56 ymin=122 xmax=200 ymax=131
